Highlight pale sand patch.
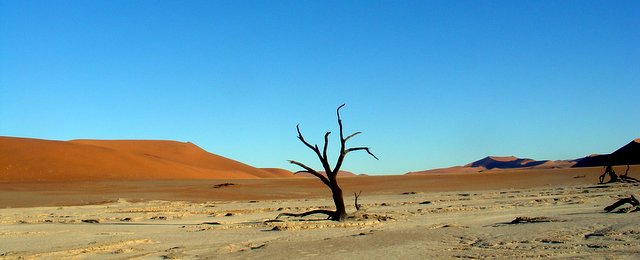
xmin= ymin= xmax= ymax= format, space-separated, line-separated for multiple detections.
xmin=1 ymin=179 xmax=639 ymax=259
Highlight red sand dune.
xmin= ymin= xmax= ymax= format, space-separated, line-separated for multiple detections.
xmin=0 ymin=137 xmax=293 ymax=182
xmin=259 ymin=168 xmax=296 ymax=177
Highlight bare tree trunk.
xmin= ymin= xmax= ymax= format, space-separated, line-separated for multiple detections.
xmin=331 ymin=182 xmax=348 ymax=221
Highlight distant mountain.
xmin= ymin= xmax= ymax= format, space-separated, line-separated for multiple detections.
xmin=466 ymin=156 xmax=541 ymax=169
xmin=0 ymin=136 xmax=293 ymax=182
xmin=407 ymin=156 xmax=576 ymax=175
xmin=573 ymin=139 xmax=640 ymax=167
xmin=408 ymin=138 xmax=640 ymax=175
xmin=467 ymin=156 xmax=578 ymax=169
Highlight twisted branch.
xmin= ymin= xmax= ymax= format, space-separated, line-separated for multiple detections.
xmin=347 ymin=147 xmax=379 ymax=160
xmin=288 ymin=160 xmax=330 ymax=186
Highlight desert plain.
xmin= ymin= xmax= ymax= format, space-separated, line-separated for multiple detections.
xmin=1 ymin=166 xmax=639 ymax=259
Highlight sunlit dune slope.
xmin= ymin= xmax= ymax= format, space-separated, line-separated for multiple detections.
xmin=0 ymin=137 xmax=290 ymax=182
xmin=258 ymin=168 xmax=296 ymax=177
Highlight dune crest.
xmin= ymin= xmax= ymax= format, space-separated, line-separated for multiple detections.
xmin=0 ymin=137 xmax=291 ymax=182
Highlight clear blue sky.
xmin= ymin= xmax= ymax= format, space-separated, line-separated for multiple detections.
xmin=1 ymin=1 xmax=638 ymax=175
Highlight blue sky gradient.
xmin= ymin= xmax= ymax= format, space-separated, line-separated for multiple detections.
xmin=1 ymin=1 xmax=638 ymax=174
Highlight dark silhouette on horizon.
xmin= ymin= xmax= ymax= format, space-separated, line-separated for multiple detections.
xmin=574 ymin=139 xmax=640 ymax=167
xmin=467 ymin=156 xmax=548 ymax=169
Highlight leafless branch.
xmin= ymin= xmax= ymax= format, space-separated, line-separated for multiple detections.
xmin=337 ymin=103 xmax=346 ymax=147
xmin=288 ymin=160 xmax=330 ymax=186
xmin=322 ymin=132 xmax=331 ymax=165
xmin=354 ymin=190 xmax=362 ymax=211
xmin=346 ymin=147 xmax=379 ymax=160
xmin=345 ymin=131 xmax=362 ymax=142
xmin=295 ymin=125 xmax=333 ymax=174
xmin=296 ymin=124 xmax=317 ymax=152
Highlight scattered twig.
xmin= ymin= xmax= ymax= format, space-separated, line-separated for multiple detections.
xmin=212 ymin=183 xmax=236 ymax=189
xmin=507 ymin=216 xmax=553 ymax=224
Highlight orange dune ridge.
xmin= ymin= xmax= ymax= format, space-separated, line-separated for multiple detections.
xmin=0 ymin=137 xmax=293 ymax=182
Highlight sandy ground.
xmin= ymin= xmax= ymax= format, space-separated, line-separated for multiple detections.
xmin=1 ymin=168 xmax=639 ymax=259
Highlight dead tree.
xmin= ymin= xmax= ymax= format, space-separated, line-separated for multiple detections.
xmin=599 ymin=165 xmax=618 ymax=184
xmin=605 ymin=195 xmax=639 ymax=213
xmin=599 ymin=165 xmax=638 ymax=184
xmin=278 ymin=104 xmax=378 ymax=221
xmin=354 ymin=190 xmax=362 ymax=211
xmin=620 ymin=165 xmax=639 ymax=183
